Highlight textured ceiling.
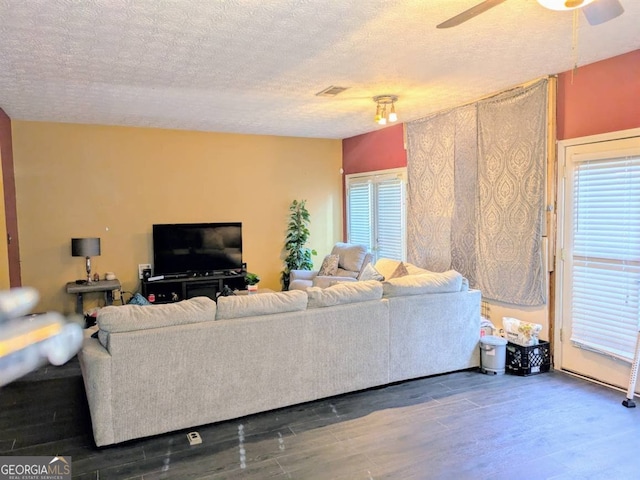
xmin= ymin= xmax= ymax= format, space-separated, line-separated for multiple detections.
xmin=0 ymin=0 xmax=638 ymax=139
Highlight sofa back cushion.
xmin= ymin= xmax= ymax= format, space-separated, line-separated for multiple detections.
xmin=331 ymin=242 xmax=368 ymax=273
xmin=382 ymin=270 xmax=463 ymax=297
xmin=307 ymin=280 xmax=383 ymax=308
xmin=97 ymin=296 xmax=217 ymax=348
xmin=216 ymin=290 xmax=307 ymax=320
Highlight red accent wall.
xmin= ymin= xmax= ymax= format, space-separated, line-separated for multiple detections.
xmin=342 ymin=123 xmax=406 ymax=174
xmin=341 ymin=124 xmax=407 ymax=240
xmin=557 ymin=49 xmax=640 ymax=140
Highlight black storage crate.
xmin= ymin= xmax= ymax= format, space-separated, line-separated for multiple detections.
xmin=506 ymin=340 xmax=551 ymax=376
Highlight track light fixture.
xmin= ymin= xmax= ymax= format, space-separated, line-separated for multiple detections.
xmin=373 ymin=95 xmax=398 ymax=125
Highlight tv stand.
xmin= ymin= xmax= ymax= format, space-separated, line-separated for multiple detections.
xmin=141 ymin=271 xmax=246 ymax=303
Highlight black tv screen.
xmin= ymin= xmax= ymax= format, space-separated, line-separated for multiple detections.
xmin=153 ymin=222 xmax=243 ymax=275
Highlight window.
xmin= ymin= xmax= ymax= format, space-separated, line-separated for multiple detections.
xmin=346 ymin=168 xmax=406 ymax=262
xmin=569 ymin=153 xmax=640 ymax=360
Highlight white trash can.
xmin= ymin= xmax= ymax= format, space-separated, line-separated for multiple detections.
xmin=479 ymin=335 xmax=507 ymax=375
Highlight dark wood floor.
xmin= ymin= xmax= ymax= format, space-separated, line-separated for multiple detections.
xmin=1 ymin=359 xmax=639 ymax=480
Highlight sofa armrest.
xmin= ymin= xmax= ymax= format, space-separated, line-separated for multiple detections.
xmin=78 ymin=336 xmax=115 ymax=446
xmin=290 ymin=270 xmax=318 ymax=282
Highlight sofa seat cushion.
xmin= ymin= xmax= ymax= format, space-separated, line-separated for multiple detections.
xmin=216 ymin=290 xmax=307 ymax=320
xmin=97 ymin=296 xmax=217 ymax=349
xmin=382 ymin=270 xmax=463 ymax=297
xmin=335 ymin=268 xmax=359 ymax=278
xmin=307 ymin=280 xmax=383 ymax=308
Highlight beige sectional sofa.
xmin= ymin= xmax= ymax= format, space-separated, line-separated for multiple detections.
xmin=79 ymin=261 xmax=481 ymax=446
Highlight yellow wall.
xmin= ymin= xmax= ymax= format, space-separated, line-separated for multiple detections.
xmin=12 ymin=121 xmax=343 ymax=313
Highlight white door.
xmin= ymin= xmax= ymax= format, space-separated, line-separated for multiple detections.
xmin=557 ymin=134 xmax=640 ymax=390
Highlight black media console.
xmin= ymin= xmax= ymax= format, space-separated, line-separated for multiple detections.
xmin=141 ymin=271 xmax=246 ymax=303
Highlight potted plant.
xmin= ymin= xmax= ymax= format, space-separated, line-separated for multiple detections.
xmin=245 ymin=272 xmax=260 ymax=292
xmin=281 ymin=199 xmax=317 ymax=290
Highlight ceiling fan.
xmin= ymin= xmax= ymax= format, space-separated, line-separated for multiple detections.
xmin=436 ymin=0 xmax=625 ymax=29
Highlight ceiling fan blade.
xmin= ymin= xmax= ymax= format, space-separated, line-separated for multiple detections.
xmin=436 ymin=0 xmax=508 ymax=29
xmin=582 ymin=0 xmax=624 ymax=25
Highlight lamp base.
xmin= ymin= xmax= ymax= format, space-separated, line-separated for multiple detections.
xmin=86 ymin=257 xmax=93 ymax=284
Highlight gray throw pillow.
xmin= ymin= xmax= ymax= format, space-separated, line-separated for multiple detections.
xmin=318 ymin=254 xmax=339 ymax=276
xmin=358 ymin=262 xmax=384 ymax=281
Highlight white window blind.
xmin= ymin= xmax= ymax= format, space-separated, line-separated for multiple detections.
xmin=570 ymin=155 xmax=640 ymax=361
xmin=376 ymin=179 xmax=404 ymax=260
xmin=346 ymin=169 xmax=406 ymax=262
xmin=347 ymin=182 xmax=372 ymax=248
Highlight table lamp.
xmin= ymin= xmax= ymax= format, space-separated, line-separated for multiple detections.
xmin=71 ymin=238 xmax=101 ymax=284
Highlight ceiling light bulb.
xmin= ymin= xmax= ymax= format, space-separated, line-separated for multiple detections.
xmin=536 ymin=0 xmax=595 ymax=11
xmin=388 ymin=103 xmax=397 ymax=122
xmin=374 ymin=103 xmax=381 ymax=122
xmin=378 ymin=105 xmax=387 ymax=125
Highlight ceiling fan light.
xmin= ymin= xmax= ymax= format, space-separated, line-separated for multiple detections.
xmin=379 ymin=105 xmax=387 ymax=125
xmin=388 ymin=103 xmax=397 ymax=122
xmin=374 ymin=103 xmax=381 ymax=122
xmin=536 ymin=0 xmax=596 ymax=11
xmin=583 ymin=0 xmax=624 ymax=25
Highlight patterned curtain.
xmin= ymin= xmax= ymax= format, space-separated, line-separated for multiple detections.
xmin=406 ymin=79 xmax=547 ymax=306
xmin=406 ymin=111 xmax=456 ymax=272
xmin=476 ymin=81 xmax=547 ymax=305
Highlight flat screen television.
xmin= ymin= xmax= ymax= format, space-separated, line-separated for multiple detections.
xmin=152 ymin=222 xmax=243 ymax=276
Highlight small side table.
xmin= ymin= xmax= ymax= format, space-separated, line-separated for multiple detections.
xmin=66 ymin=279 xmax=121 ymax=315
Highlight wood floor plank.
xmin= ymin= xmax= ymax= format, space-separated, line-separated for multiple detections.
xmin=2 ymin=361 xmax=639 ymax=479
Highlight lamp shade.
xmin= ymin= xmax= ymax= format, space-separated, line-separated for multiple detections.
xmin=71 ymin=238 xmax=101 ymax=257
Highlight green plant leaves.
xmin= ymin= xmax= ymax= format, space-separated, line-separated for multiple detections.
xmin=281 ymin=199 xmax=317 ymax=289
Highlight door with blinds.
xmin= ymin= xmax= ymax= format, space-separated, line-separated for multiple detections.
xmin=346 ymin=169 xmax=406 ymax=262
xmin=558 ymin=135 xmax=640 ymax=389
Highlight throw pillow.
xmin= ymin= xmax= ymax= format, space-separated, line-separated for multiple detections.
xmin=358 ymin=262 xmax=384 ymax=281
xmin=389 ymin=261 xmax=409 ymax=279
xmin=318 ymin=254 xmax=339 ymax=276
xmin=128 ymin=292 xmax=151 ymax=305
